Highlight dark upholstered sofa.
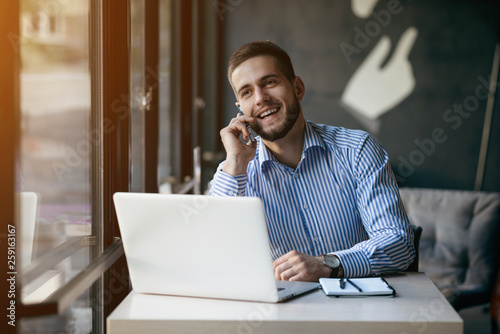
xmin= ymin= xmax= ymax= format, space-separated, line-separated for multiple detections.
xmin=399 ymin=188 xmax=500 ymax=312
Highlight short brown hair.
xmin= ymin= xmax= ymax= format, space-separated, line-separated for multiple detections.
xmin=227 ymin=41 xmax=296 ymax=87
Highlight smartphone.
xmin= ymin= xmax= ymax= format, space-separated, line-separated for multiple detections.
xmin=237 ymin=105 xmax=255 ymax=143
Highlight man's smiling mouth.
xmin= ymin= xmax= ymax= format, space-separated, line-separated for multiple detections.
xmin=259 ymin=107 xmax=279 ymax=119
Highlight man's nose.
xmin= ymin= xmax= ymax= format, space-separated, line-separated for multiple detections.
xmin=254 ymin=87 xmax=270 ymax=106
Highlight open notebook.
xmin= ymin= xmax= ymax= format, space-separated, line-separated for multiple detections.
xmin=319 ymin=277 xmax=395 ymax=297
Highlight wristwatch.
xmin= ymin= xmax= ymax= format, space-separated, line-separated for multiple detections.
xmin=322 ymin=254 xmax=341 ymax=278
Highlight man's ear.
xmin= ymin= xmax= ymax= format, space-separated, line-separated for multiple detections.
xmin=294 ymin=76 xmax=305 ymax=101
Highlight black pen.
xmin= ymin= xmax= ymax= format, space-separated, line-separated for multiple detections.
xmin=347 ymin=278 xmax=363 ymax=292
xmin=339 ymin=278 xmax=346 ymax=289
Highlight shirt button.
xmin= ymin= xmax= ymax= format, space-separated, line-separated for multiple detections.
xmin=294 ymin=173 xmax=299 ymax=179
xmin=228 ymin=191 xmax=235 ymax=196
xmin=303 ymin=204 xmax=309 ymax=210
xmin=314 ymin=236 xmax=319 ymax=242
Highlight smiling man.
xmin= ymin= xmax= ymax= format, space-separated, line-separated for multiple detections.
xmin=210 ymin=40 xmax=415 ymax=282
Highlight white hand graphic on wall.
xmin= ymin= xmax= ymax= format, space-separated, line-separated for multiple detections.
xmin=350 ymin=0 xmax=380 ymax=18
xmin=341 ymin=27 xmax=418 ymax=125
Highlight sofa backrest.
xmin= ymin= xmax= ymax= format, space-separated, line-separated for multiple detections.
xmin=399 ymin=188 xmax=500 ymax=293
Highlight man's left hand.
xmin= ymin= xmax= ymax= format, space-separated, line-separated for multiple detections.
xmin=273 ymin=250 xmax=331 ymax=282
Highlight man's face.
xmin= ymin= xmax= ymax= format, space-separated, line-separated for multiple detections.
xmin=231 ymin=55 xmax=303 ymax=142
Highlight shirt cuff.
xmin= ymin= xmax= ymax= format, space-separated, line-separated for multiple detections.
xmin=332 ymin=249 xmax=372 ymax=278
xmin=210 ymin=170 xmax=247 ymax=197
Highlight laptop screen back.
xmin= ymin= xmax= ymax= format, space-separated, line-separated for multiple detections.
xmin=113 ymin=193 xmax=280 ymax=302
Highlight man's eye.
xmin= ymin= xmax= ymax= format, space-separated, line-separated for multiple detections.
xmin=241 ymin=90 xmax=250 ymax=97
xmin=265 ymin=80 xmax=276 ymax=86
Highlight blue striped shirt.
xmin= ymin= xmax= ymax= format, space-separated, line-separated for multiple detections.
xmin=210 ymin=121 xmax=415 ymax=277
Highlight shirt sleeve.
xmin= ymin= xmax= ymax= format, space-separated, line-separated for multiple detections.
xmin=335 ymin=134 xmax=415 ymax=277
xmin=209 ymin=162 xmax=248 ymax=197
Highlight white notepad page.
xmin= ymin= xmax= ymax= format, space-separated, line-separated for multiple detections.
xmin=319 ymin=277 xmax=395 ymax=297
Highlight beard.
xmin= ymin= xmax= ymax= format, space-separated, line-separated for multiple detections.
xmin=252 ymin=95 xmax=300 ymax=142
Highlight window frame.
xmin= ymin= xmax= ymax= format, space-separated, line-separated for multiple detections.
xmin=1 ymin=0 xmax=22 ymax=331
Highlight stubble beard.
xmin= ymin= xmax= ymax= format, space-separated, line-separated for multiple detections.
xmin=252 ymin=95 xmax=300 ymax=142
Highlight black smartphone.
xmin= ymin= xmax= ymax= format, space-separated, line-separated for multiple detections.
xmin=237 ymin=105 xmax=255 ymax=143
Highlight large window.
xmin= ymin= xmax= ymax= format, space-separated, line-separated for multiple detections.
xmin=8 ymin=1 xmax=147 ymax=332
xmin=18 ymin=0 xmax=93 ymax=331
xmin=19 ymin=0 xmax=91 ymax=283
xmin=1 ymin=0 xmax=222 ymax=332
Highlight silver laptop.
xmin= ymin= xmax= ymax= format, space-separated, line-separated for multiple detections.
xmin=113 ymin=192 xmax=319 ymax=303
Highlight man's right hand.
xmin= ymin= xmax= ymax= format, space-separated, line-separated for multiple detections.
xmin=220 ymin=113 xmax=257 ymax=176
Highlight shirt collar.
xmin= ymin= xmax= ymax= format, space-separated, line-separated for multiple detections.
xmin=257 ymin=121 xmax=326 ymax=171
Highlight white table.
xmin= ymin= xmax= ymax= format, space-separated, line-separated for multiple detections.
xmin=107 ymin=272 xmax=463 ymax=334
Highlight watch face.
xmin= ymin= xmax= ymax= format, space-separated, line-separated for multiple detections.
xmin=324 ymin=255 xmax=340 ymax=268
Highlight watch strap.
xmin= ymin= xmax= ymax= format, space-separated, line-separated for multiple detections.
xmin=329 ymin=266 xmax=340 ymax=278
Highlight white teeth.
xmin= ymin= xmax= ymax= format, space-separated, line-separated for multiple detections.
xmin=260 ymin=108 xmax=278 ymax=118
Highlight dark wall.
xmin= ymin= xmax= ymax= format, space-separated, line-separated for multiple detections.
xmin=220 ymin=0 xmax=500 ymax=192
